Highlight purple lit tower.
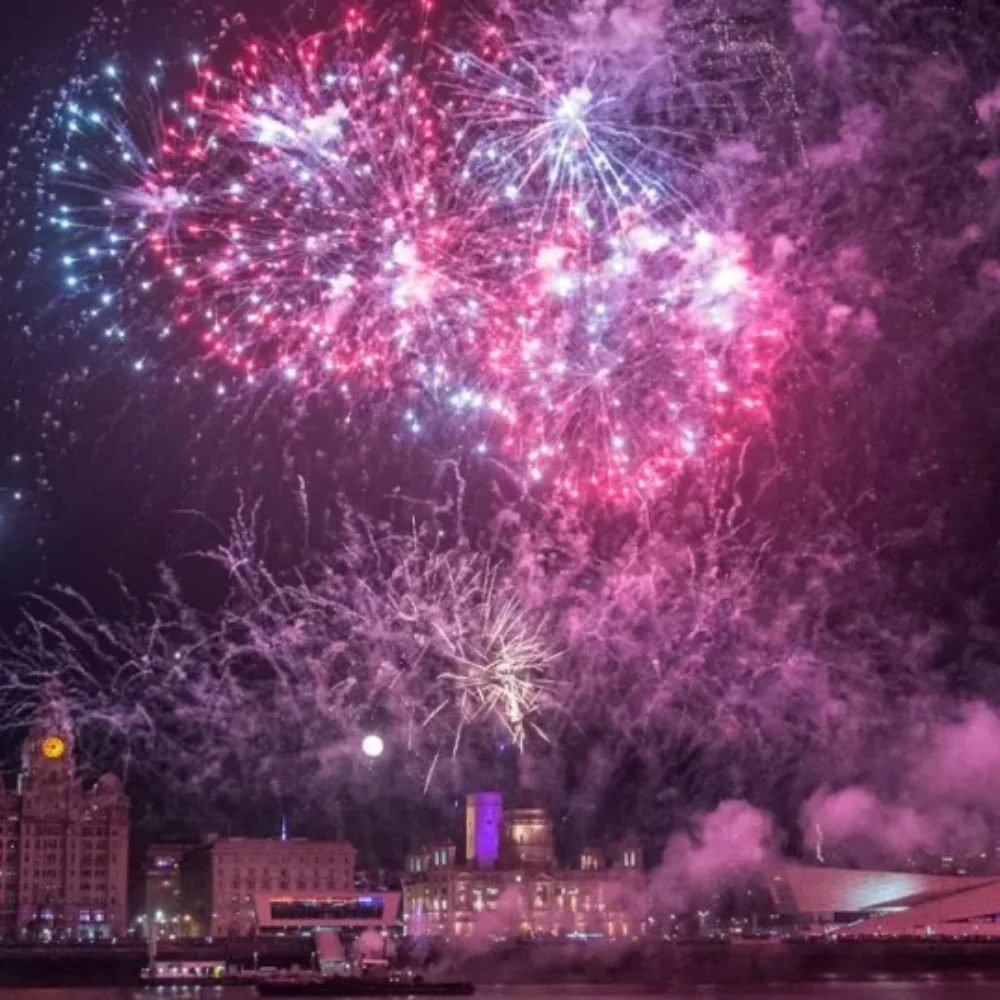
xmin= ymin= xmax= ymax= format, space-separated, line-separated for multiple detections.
xmin=465 ymin=792 xmax=503 ymax=868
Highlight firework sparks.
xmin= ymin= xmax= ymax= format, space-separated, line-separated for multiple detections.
xmin=0 ymin=502 xmax=560 ymax=799
xmin=448 ymin=39 xmax=687 ymax=232
xmin=8 ymin=0 xmax=1000 ymax=864
xmin=37 ymin=4 xmax=780 ymax=502
xmin=434 ymin=566 xmax=558 ymax=749
xmin=0 ymin=476 xmax=950 ymax=829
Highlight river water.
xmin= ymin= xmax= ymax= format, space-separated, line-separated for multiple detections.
xmin=4 ymin=985 xmax=1000 ymax=999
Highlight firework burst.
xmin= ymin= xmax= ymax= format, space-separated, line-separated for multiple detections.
xmin=44 ymin=32 xmax=485 ymax=390
xmin=470 ymin=215 xmax=779 ymax=500
xmin=36 ymin=3 xmax=783 ymax=503
xmin=432 ymin=564 xmax=558 ymax=749
xmin=450 ymin=44 xmax=677 ymax=229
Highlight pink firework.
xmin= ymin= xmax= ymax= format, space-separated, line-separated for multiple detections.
xmin=42 ymin=6 xmax=781 ymax=503
xmin=468 ymin=215 xmax=780 ymax=501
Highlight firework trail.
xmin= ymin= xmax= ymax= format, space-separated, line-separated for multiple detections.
xmin=0 ymin=499 xmax=558 ymax=803
xmin=0 ymin=471 xmax=964 ymax=842
xmin=480 ymin=214 xmax=780 ymax=499
xmin=44 ymin=27 xmax=484 ymax=386
xmin=451 ymin=5 xmax=691 ymax=228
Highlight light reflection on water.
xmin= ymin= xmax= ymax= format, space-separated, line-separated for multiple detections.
xmin=4 ymin=985 xmax=1000 ymax=1000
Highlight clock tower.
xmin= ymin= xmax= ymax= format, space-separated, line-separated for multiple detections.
xmin=7 ymin=679 xmax=130 ymax=941
xmin=20 ymin=679 xmax=75 ymax=789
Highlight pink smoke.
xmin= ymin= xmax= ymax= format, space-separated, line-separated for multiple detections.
xmin=653 ymin=800 xmax=776 ymax=907
xmin=800 ymin=702 xmax=1000 ymax=865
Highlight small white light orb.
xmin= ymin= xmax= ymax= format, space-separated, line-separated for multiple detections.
xmin=362 ymin=734 xmax=384 ymax=758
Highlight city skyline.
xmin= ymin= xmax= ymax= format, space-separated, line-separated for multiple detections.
xmin=3 ymin=687 xmax=1000 ymax=946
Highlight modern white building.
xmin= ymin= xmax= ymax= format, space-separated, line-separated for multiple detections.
xmin=773 ymin=863 xmax=1000 ymax=937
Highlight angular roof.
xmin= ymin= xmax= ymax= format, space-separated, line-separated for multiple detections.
xmin=773 ymin=863 xmax=998 ymax=915
xmin=850 ymin=879 xmax=1000 ymax=935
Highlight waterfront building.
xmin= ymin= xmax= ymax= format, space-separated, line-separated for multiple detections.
xmin=772 ymin=862 xmax=1000 ymax=936
xmin=810 ymin=822 xmax=1000 ymax=877
xmin=403 ymin=793 xmax=646 ymax=939
xmin=500 ymin=806 xmax=556 ymax=868
xmin=180 ymin=835 xmax=357 ymax=936
xmin=0 ymin=685 xmax=129 ymax=940
xmin=0 ymin=782 xmax=21 ymax=936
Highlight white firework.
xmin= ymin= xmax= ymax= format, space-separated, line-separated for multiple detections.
xmin=436 ymin=566 xmax=559 ymax=748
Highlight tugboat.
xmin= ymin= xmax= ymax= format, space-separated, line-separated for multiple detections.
xmin=255 ymin=932 xmax=473 ymax=997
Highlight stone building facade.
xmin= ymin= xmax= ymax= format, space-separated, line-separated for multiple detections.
xmin=404 ymin=794 xmax=646 ymax=939
xmin=0 ymin=687 xmax=129 ymax=940
xmin=180 ymin=836 xmax=357 ymax=937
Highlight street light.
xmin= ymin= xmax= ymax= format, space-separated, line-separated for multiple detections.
xmin=362 ymin=734 xmax=384 ymax=758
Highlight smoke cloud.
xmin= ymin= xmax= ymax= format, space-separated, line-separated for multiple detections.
xmin=801 ymin=703 xmax=1000 ymax=867
xmin=975 ymin=81 xmax=1000 ymax=124
xmin=791 ymin=0 xmax=843 ymax=75
xmin=652 ymin=800 xmax=777 ymax=908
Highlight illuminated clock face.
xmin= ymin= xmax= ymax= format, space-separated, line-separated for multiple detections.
xmin=41 ymin=737 xmax=66 ymax=760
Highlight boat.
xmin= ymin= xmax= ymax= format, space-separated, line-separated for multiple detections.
xmin=255 ymin=916 xmax=474 ymax=995
xmin=256 ymin=976 xmax=475 ymax=996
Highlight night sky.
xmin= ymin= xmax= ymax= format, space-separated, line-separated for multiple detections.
xmin=2 ymin=0 xmax=1000 ymax=868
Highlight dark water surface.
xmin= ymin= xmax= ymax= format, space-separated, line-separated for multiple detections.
xmin=3 ymin=985 xmax=1000 ymax=999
